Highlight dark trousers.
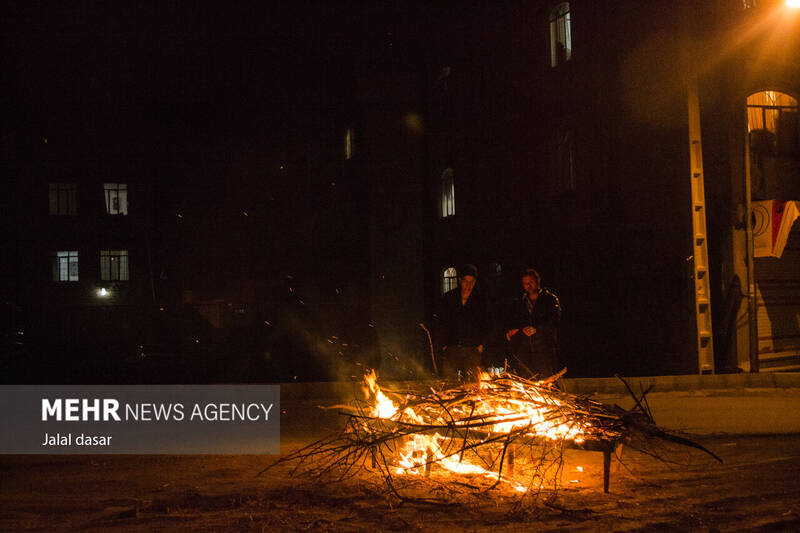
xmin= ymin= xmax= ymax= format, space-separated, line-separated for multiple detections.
xmin=441 ymin=345 xmax=482 ymax=380
xmin=510 ymin=347 xmax=559 ymax=379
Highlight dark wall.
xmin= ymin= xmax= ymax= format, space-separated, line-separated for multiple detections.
xmin=421 ymin=1 xmax=706 ymax=376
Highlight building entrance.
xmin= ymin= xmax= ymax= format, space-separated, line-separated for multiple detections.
xmin=747 ymin=90 xmax=800 ymax=371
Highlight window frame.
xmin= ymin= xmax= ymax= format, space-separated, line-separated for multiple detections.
xmin=103 ymin=183 xmax=129 ymax=216
xmin=440 ymin=167 xmax=455 ymax=218
xmin=746 ymin=91 xmax=798 ymax=134
xmin=52 ymin=251 xmax=79 ymax=282
xmin=442 ymin=267 xmax=458 ymax=294
xmin=747 ymin=91 xmax=799 ymax=156
xmin=549 ymin=2 xmax=572 ymax=68
xmin=100 ymin=250 xmax=130 ymax=281
xmin=48 ymin=183 xmax=77 ymax=216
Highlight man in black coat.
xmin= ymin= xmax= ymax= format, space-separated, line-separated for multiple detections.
xmin=439 ymin=264 xmax=488 ymax=380
xmin=505 ymin=268 xmax=562 ymax=378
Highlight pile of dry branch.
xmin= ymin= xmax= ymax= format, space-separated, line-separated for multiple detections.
xmin=264 ymin=370 xmax=720 ymax=504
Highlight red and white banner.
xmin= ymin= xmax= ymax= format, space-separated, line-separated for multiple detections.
xmin=753 ymin=200 xmax=800 ymax=258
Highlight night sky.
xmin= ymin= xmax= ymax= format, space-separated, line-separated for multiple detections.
xmin=4 ymin=2 xmax=424 ymax=150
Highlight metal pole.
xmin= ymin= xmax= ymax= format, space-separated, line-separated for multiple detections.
xmin=744 ymin=110 xmax=759 ymax=372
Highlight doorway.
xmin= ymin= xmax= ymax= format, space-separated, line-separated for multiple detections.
xmin=747 ymin=90 xmax=800 ymax=371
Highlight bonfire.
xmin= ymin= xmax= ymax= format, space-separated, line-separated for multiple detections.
xmin=265 ymin=369 xmax=720 ymax=504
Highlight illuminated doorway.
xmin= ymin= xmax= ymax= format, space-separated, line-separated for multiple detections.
xmin=747 ymin=90 xmax=800 ymax=372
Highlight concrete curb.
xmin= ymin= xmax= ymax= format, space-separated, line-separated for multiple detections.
xmin=594 ymin=389 xmax=800 ymax=435
xmin=563 ymin=372 xmax=800 ymax=395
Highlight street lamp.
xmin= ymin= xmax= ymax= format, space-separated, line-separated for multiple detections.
xmin=787 ymin=1 xmax=800 ymax=9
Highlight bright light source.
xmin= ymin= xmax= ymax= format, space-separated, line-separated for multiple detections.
xmin=788 ymin=0 xmax=800 ymax=8
xmin=97 ymin=287 xmax=108 ymax=297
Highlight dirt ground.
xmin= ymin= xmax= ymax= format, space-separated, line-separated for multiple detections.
xmin=1 ymin=401 xmax=799 ymax=532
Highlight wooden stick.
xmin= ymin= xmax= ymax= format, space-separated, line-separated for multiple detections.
xmin=603 ymin=447 xmax=611 ymax=493
xmin=418 ymin=323 xmax=439 ymax=379
xmin=425 ymin=446 xmax=433 ymax=477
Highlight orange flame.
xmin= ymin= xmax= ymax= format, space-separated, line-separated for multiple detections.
xmin=361 ymin=370 xmax=590 ymax=492
xmin=362 ymin=369 xmax=398 ymax=419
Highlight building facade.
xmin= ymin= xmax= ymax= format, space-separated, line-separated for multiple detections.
xmin=421 ymin=0 xmax=800 ymax=376
xmin=6 ymin=132 xmax=159 ymax=377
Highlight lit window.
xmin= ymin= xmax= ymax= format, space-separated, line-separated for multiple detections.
xmin=345 ymin=128 xmax=354 ymax=160
xmin=440 ymin=168 xmax=455 ymax=218
xmin=104 ymin=183 xmax=128 ymax=215
xmin=48 ymin=183 xmax=77 ymax=216
xmin=747 ymin=91 xmax=799 ymax=156
xmin=100 ymin=250 xmax=129 ymax=281
xmin=747 ymin=91 xmax=798 ymax=134
xmin=52 ymin=251 xmax=79 ymax=281
xmin=442 ymin=267 xmax=457 ymax=294
xmin=551 ymin=129 xmax=576 ymax=192
xmin=550 ymin=3 xmax=572 ymax=68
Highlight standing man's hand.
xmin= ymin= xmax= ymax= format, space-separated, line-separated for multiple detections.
xmin=476 ymin=344 xmax=484 ymax=353
xmin=505 ymin=329 xmax=519 ymax=341
xmin=442 ymin=345 xmax=447 ymax=351
xmin=523 ymin=326 xmax=537 ymax=337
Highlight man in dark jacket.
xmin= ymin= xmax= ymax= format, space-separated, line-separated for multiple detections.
xmin=439 ymin=264 xmax=488 ymax=380
xmin=505 ymin=268 xmax=562 ymax=378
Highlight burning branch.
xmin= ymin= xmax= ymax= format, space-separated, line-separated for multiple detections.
xmin=263 ymin=370 xmax=720 ymax=504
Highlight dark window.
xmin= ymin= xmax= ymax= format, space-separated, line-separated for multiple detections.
xmin=551 ymin=129 xmax=576 ymax=192
xmin=49 ymin=183 xmax=77 ymax=216
xmin=100 ymin=250 xmax=129 ymax=281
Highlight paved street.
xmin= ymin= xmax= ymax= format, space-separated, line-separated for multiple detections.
xmin=1 ymin=401 xmax=799 ymax=531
